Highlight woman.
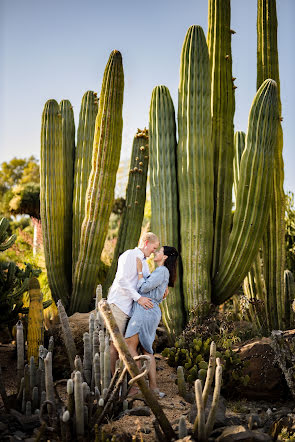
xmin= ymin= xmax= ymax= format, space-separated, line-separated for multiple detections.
xmin=125 ymin=245 xmax=178 ymax=397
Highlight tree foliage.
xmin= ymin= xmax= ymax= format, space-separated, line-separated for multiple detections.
xmin=0 ymin=156 xmax=40 ymax=217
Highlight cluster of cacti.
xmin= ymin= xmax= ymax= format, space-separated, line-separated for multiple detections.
xmin=0 ymin=217 xmax=43 ymax=331
xmin=162 ymin=334 xmax=249 ymax=391
xmin=40 ymin=50 xmax=124 ymax=314
xmin=148 ymin=0 xmax=285 ymax=332
xmin=103 ymin=128 xmax=149 ymax=295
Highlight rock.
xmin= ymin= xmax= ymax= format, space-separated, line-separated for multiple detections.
xmin=188 ymin=394 xmax=226 ymax=428
xmin=236 ymin=337 xmax=289 ymax=400
xmin=248 ymin=414 xmax=262 ymax=430
xmin=118 ymin=406 xmax=151 ymax=418
xmin=215 ymin=425 xmax=272 ymax=441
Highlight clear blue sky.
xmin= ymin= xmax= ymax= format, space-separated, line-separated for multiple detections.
xmin=1 ymin=0 xmax=294 ymax=194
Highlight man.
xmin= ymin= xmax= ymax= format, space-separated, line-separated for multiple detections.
xmin=107 ymin=232 xmax=160 ymax=373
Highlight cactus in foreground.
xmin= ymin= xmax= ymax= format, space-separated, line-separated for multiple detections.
xmin=177 ymin=25 xmax=213 ymax=313
xmin=57 ymin=300 xmax=77 ymax=371
xmin=70 ymin=50 xmax=124 ymax=313
xmin=103 ymin=128 xmax=149 ymax=295
xmin=72 ymin=91 xmax=98 ymax=272
xmin=257 ymin=0 xmax=285 ymax=330
xmin=27 ymin=277 xmax=44 ymax=363
xmin=212 ymin=79 xmax=279 ymax=303
xmin=149 ymin=86 xmax=184 ymax=336
xmin=40 ymin=100 xmax=70 ymax=308
xmin=207 ymin=0 xmax=235 ymax=279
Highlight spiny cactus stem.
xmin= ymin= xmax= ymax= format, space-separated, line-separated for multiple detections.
xmin=202 ymin=341 xmax=216 ymax=407
xmin=177 ymin=366 xmax=187 ymax=400
xmin=66 ymin=378 xmax=74 ymax=417
xmin=178 ymin=415 xmax=188 ymax=439
xmin=44 ymin=352 xmax=55 ymax=416
xmin=17 ymin=377 xmax=24 ymax=402
xmin=0 ymin=364 xmax=9 ymax=411
xmin=16 ymin=320 xmax=24 ymax=386
xmin=74 ymin=371 xmax=84 ymax=437
xmin=83 ymin=332 xmax=92 ymax=385
xmin=57 ymin=300 xmax=77 ymax=371
xmin=98 ymin=299 xmax=176 ymax=440
xmin=205 ymin=362 xmax=223 ymax=439
xmin=92 ymin=366 xmax=127 ymax=427
xmin=194 ymin=379 xmax=206 ymax=441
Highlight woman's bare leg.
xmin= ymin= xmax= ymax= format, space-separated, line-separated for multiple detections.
xmin=142 ymin=349 xmax=157 ymax=390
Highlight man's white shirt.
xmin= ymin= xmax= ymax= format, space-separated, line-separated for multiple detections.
xmin=107 ymin=247 xmax=150 ymax=316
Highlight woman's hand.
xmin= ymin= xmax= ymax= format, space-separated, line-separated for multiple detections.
xmin=163 ymin=287 xmax=169 ymax=299
xmin=136 ymin=257 xmax=143 ymax=273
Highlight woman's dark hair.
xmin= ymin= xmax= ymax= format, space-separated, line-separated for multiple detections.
xmin=163 ymin=246 xmax=179 ymax=287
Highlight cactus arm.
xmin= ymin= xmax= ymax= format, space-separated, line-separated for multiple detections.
xmin=149 ymin=85 xmax=184 ymax=337
xmin=257 ymin=0 xmax=285 ymax=330
xmin=72 ymin=91 xmax=98 ymax=272
xmin=59 ymin=100 xmax=75 ymax=291
xmin=212 ymin=79 xmax=279 ymax=303
xmin=178 ymin=25 xmax=214 ymax=313
xmin=70 ymin=50 xmax=124 ymax=313
xmin=40 ymin=99 xmax=70 ymax=308
xmin=103 ymin=129 xmax=149 ymax=295
xmin=207 ymin=0 xmax=235 ymax=278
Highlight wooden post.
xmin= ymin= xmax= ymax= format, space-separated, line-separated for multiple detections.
xmin=98 ymin=299 xmax=176 ymax=440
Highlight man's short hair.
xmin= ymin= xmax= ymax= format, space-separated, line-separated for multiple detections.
xmin=139 ymin=232 xmax=159 ymax=245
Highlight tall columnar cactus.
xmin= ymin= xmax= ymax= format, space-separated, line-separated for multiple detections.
xmin=257 ymin=0 xmax=285 ymax=330
xmin=207 ymin=0 xmax=235 ymax=279
xmin=284 ymin=270 xmax=295 ymax=328
xmin=59 ymin=100 xmax=75 ymax=290
xmin=149 ymin=86 xmax=184 ymax=336
xmin=177 ymin=25 xmax=214 ymax=312
xmin=234 ymin=132 xmax=267 ymax=329
xmin=40 ymin=100 xmax=70 ymax=308
xmin=103 ymin=128 xmax=149 ymax=295
xmin=70 ymin=50 xmax=124 ymax=314
xmin=72 ymin=91 xmax=98 ymax=272
xmin=212 ymin=79 xmax=279 ymax=303
xmin=27 ymin=277 xmax=44 ymax=363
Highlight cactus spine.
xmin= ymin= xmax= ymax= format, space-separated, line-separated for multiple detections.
xmin=149 ymin=86 xmax=184 ymax=336
xmin=72 ymin=91 xmax=98 ymax=272
xmin=27 ymin=277 xmax=44 ymax=363
xmin=212 ymin=79 xmax=279 ymax=303
xmin=70 ymin=50 xmax=124 ymax=313
xmin=40 ymin=100 xmax=70 ymax=308
xmin=257 ymin=0 xmax=285 ymax=330
xmin=207 ymin=0 xmax=235 ymax=279
xmin=177 ymin=25 xmax=214 ymax=312
xmin=103 ymin=128 xmax=149 ymax=295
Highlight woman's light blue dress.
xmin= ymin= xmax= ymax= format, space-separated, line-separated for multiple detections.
xmin=125 ymin=265 xmax=169 ymax=354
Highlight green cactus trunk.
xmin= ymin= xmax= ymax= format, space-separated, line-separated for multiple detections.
xmin=233 ymin=131 xmax=267 ymax=329
xmin=70 ymin=50 xmax=124 ymax=313
xmin=40 ymin=100 xmax=70 ymax=307
xmin=284 ymin=270 xmax=295 ymax=328
xmin=72 ymin=92 xmax=98 ymax=273
xmin=178 ymin=26 xmax=214 ymax=314
xmin=103 ymin=128 xmax=149 ymax=296
xmin=257 ymin=0 xmax=285 ymax=330
xmin=59 ymin=100 xmax=75 ymax=291
xmin=207 ymin=0 xmax=235 ymax=279
xmin=149 ymin=86 xmax=184 ymax=336
xmin=212 ymin=79 xmax=279 ymax=304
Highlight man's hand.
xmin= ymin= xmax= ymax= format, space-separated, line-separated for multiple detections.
xmin=163 ymin=287 xmax=169 ymax=299
xmin=137 ymin=296 xmax=153 ymax=309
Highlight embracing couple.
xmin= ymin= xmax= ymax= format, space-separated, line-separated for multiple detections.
xmin=107 ymin=232 xmax=178 ymax=397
